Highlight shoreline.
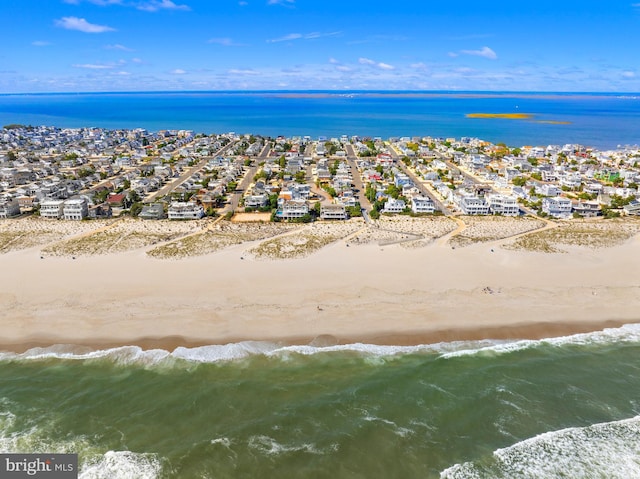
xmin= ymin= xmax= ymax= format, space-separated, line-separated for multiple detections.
xmin=0 ymin=319 xmax=635 ymax=355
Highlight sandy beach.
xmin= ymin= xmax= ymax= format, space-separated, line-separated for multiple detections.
xmin=0 ymin=216 xmax=639 ymax=352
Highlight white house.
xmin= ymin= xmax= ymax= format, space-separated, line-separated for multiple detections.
xmin=381 ymin=198 xmax=406 ymax=214
xmin=410 ymin=196 xmax=435 ymax=214
xmin=320 ymin=204 xmax=347 ymax=220
xmin=459 ymin=196 xmax=490 ymax=215
xmin=63 ymin=198 xmax=88 ymax=220
xmin=39 ymin=199 xmax=65 ymax=219
xmin=168 ymin=202 xmax=205 ymax=220
xmin=276 ymin=199 xmax=309 ymax=220
xmin=542 ymin=197 xmax=572 ymax=218
xmin=486 ymin=194 xmax=519 ymax=216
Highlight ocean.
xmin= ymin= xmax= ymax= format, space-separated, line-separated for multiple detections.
xmin=0 ymin=91 xmax=639 ymax=149
xmin=1 ymin=325 xmax=640 ymax=478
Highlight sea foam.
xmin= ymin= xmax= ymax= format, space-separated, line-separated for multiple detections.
xmin=79 ymin=451 xmax=162 ymax=479
xmin=441 ymin=415 xmax=640 ymax=479
xmin=0 ymin=323 xmax=639 ymax=366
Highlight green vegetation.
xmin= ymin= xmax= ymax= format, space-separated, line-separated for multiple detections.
xmin=512 ymin=176 xmax=527 ymax=187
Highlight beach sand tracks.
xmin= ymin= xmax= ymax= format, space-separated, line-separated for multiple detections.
xmin=148 ymin=222 xmax=297 ymax=259
xmin=505 ymin=219 xmax=640 ymax=253
xmin=249 ymin=222 xmax=362 ymax=259
xmin=449 ymin=216 xmax=546 ymax=248
xmin=349 ymin=216 xmax=457 ymax=247
xmin=43 ymin=218 xmax=204 ymax=256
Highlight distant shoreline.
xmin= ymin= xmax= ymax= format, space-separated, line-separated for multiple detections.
xmin=1 ymin=89 xmax=639 ymax=96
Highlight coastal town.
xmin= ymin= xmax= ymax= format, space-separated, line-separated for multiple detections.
xmin=1 ymin=124 xmax=639 ymax=225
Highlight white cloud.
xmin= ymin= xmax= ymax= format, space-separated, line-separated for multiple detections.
xmin=63 ymin=0 xmax=123 ymax=4
xmin=622 ymin=71 xmax=636 ymax=78
xmin=359 ymin=58 xmax=395 ymax=70
xmin=171 ymin=69 xmax=187 ymax=74
xmin=105 ymin=44 xmax=133 ymax=51
xmin=208 ymin=38 xmax=244 ymax=46
xmin=73 ymin=63 xmax=115 ymax=69
xmin=267 ymin=31 xmax=339 ymax=43
xmin=336 ymin=65 xmax=352 ymax=72
xmin=459 ymin=46 xmax=497 ymax=60
xmin=268 ymin=33 xmax=302 ymax=43
xmin=55 ymin=17 xmax=115 ymax=33
xmin=410 ymin=62 xmax=428 ymax=70
xmin=131 ymin=58 xmax=144 ymax=63
xmin=228 ymin=69 xmax=260 ymax=75
xmin=267 ymin=0 xmax=294 ymax=5
xmin=328 ymin=58 xmax=340 ymax=64
xmin=137 ymin=0 xmax=190 ymax=12
xmin=32 ymin=41 xmax=51 ymax=47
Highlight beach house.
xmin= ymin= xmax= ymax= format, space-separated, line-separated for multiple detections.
xmin=486 ymin=194 xmax=520 ymax=216
xmin=542 ymin=197 xmax=572 ymax=218
xmin=276 ymin=199 xmax=309 ymax=220
xmin=381 ymin=198 xmax=406 ymax=214
xmin=410 ymin=196 xmax=435 ymax=214
xmin=39 ymin=199 xmax=65 ymax=219
xmin=320 ymin=204 xmax=348 ymax=220
xmin=0 ymin=199 xmax=20 ymax=218
xmin=168 ymin=202 xmax=205 ymax=220
xmin=63 ymin=197 xmax=89 ymax=220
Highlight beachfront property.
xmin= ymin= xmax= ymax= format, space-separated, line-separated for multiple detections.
xmin=167 ymin=202 xmax=205 ymax=220
xmin=320 ymin=203 xmax=348 ymax=220
xmin=276 ymin=199 xmax=309 ymax=220
xmin=63 ymin=197 xmax=89 ymax=221
xmin=411 ymin=196 xmax=436 ymax=214
xmin=139 ymin=203 xmax=166 ymax=220
xmin=623 ymin=200 xmax=640 ymax=216
xmin=458 ymin=195 xmax=490 ymax=215
xmin=542 ymin=197 xmax=573 ymax=218
xmin=381 ymin=198 xmax=406 ymax=214
xmin=0 ymin=198 xmax=20 ymax=218
xmin=39 ymin=199 xmax=65 ymax=219
xmin=486 ymin=194 xmax=519 ymax=216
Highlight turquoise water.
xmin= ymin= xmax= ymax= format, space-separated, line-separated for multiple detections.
xmin=1 ymin=91 xmax=639 ymax=149
xmin=1 ymin=325 xmax=640 ymax=478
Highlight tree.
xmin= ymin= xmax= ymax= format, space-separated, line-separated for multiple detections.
xmin=129 ymin=202 xmax=144 ymax=217
xmin=268 ymin=194 xmax=278 ymax=209
xmin=385 ymin=184 xmax=401 ymax=199
xmin=512 ymin=176 xmax=527 ymax=187
xmin=6 ymin=151 xmax=17 ymax=162
xmin=294 ymin=171 xmax=306 ymax=184
xmin=128 ymin=190 xmax=141 ymax=203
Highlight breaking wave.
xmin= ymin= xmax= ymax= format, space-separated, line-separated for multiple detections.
xmin=441 ymin=416 xmax=640 ymax=478
xmin=0 ymin=323 xmax=638 ymax=366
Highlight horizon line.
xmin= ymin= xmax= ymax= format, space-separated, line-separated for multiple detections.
xmin=1 ymin=89 xmax=639 ymax=96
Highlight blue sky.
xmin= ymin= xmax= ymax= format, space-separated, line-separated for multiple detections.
xmin=1 ymin=0 xmax=639 ymax=92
